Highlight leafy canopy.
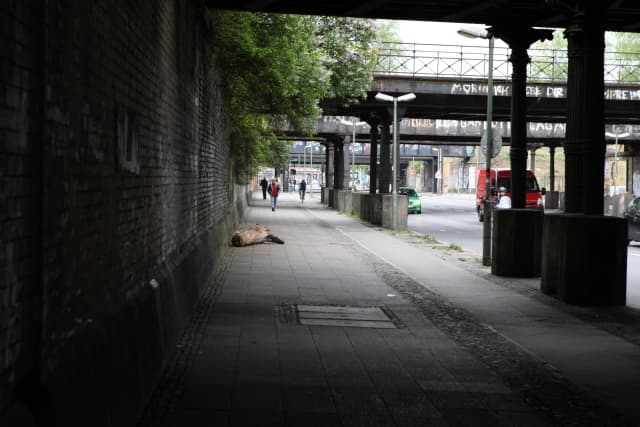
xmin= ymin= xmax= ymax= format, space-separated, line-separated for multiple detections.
xmin=209 ymin=11 xmax=378 ymax=179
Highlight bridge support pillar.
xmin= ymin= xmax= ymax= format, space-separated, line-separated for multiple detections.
xmin=490 ymin=26 xmax=553 ymax=208
xmin=334 ymin=141 xmax=344 ymax=190
xmin=492 ymin=209 xmax=542 ymax=277
xmin=325 ymin=144 xmax=334 ymax=189
xmin=540 ymin=5 xmax=626 ymax=306
xmin=368 ymin=119 xmax=380 ymax=194
xmin=382 ymin=194 xmax=407 ymax=230
xmin=544 ymin=143 xmax=559 ymax=209
xmin=343 ymin=141 xmax=353 ymax=190
xmin=541 ymin=214 xmax=627 ymax=305
xmin=564 ymin=4 xmax=606 ymax=215
xmin=370 ymin=194 xmax=383 ymax=225
xmin=379 ymin=120 xmax=391 ymax=193
xmin=335 ymin=143 xmax=342 ymax=189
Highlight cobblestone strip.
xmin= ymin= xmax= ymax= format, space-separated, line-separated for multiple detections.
xmin=366 ymin=257 xmax=633 ymax=427
xmin=136 ymin=250 xmax=233 ymax=426
xmin=403 ymin=230 xmax=640 ymax=350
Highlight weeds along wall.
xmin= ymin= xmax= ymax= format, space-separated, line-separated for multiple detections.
xmin=0 ymin=0 xmax=243 ymax=424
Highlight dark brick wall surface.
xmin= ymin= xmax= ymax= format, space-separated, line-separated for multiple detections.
xmin=1 ymin=0 xmax=44 ymax=422
xmin=1 ymin=0 xmax=240 ymax=425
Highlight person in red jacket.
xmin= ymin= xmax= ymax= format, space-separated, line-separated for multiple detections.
xmin=269 ymin=179 xmax=280 ymax=211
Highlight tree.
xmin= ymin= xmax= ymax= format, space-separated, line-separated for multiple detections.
xmin=529 ymin=29 xmax=567 ymax=82
xmin=372 ymin=20 xmax=412 ymax=74
xmin=606 ymin=32 xmax=640 ymax=82
xmin=209 ymin=11 xmax=378 ymax=180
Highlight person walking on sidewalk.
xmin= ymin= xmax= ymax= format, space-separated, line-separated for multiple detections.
xmin=260 ymin=177 xmax=268 ymax=200
xmin=299 ymin=178 xmax=307 ymax=202
xmin=269 ymin=178 xmax=280 ymax=211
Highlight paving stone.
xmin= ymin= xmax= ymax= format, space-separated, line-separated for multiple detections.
xmin=380 ymin=391 xmax=441 ymax=417
xmin=282 ymin=387 xmax=337 ymax=414
xmin=161 ymin=409 xmax=229 ymax=427
xmin=141 ymin=196 xmax=639 ymax=427
xmin=283 ymin=413 xmax=342 ymax=427
xmin=439 ymin=408 xmax=499 ymax=427
xmin=230 ymin=389 xmax=282 ymax=413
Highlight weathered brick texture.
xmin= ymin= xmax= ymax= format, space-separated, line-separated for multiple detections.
xmin=1 ymin=0 xmax=242 ymax=425
xmin=1 ymin=0 xmax=44 ymax=422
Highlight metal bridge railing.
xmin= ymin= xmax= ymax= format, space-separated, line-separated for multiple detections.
xmin=374 ymin=42 xmax=640 ymax=83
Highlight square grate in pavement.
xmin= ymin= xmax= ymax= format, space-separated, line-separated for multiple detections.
xmin=294 ymin=304 xmax=399 ymax=329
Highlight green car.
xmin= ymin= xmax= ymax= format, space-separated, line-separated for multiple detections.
xmin=400 ymin=187 xmax=422 ymax=214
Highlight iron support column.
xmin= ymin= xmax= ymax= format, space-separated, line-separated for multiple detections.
xmin=529 ymin=146 xmax=538 ymax=173
xmin=549 ymin=145 xmax=556 ymax=191
xmin=379 ymin=120 xmax=391 ymax=193
xmin=565 ymin=5 xmax=605 ymax=214
xmin=334 ymin=142 xmax=344 ymax=190
xmin=491 ymin=26 xmax=552 ymax=208
xmin=325 ymin=144 xmax=334 ymax=189
xmin=368 ymin=119 xmax=380 ymax=194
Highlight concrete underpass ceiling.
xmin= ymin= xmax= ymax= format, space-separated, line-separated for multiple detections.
xmin=206 ymin=1 xmax=640 ymax=32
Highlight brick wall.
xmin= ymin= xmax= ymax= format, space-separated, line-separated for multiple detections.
xmin=0 ymin=0 xmax=44 ymax=421
xmin=1 ymin=0 xmax=241 ymax=424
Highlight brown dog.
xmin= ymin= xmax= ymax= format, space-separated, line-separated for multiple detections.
xmin=231 ymin=224 xmax=284 ymax=247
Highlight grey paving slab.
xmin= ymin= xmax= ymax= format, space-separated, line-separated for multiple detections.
xmin=142 ymin=192 xmax=639 ymax=427
xmin=333 ymin=215 xmax=640 ymax=423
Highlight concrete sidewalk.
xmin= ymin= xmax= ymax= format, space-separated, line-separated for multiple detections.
xmin=139 ymin=191 xmax=640 ymax=427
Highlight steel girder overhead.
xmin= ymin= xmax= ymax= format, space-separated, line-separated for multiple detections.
xmin=206 ymin=1 xmax=640 ymax=33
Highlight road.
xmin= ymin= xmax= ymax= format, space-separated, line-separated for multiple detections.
xmin=408 ymin=193 xmax=640 ymax=309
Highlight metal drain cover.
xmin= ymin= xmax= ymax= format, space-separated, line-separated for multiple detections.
xmin=296 ymin=304 xmax=397 ymax=329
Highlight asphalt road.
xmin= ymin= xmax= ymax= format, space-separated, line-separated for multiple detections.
xmin=407 ymin=193 xmax=640 ymax=309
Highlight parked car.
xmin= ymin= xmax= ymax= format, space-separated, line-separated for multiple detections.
xmin=399 ymin=187 xmax=422 ymax=214
xmin=624 ymin=196 xmax=640 ymax=245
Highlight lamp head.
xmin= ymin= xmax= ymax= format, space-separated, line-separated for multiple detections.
xmin=397 ymin=93 xmax=416 ymax=102
xmin=457 ymin=26 xmax=490 ymax=40
xmin=374 ymin=92 xmax=394 ymax=102
xmin=605 ymin=132 xmax=630 ymax=139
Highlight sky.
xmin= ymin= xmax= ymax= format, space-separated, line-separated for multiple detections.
xmin=392 ymin=19 xmax=508 ymax=49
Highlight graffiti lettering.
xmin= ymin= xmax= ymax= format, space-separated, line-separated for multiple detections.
xmin=604 ymin=88 xmax=640 ymax=100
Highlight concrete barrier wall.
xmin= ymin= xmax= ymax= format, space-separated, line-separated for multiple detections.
xmin=492 ymin=209 xmax=543 ymax=277
xmin=328 ymin=189 xmax=335 ymax=208
xmin=541 ymin=213 xmax=627 ymax=305
xmin=370 ymin=195 xmax=383 ymax=225
xmin=360 ymin=194 xmax=372 ymax=221
xmin=382 ymin=195 xmax=408 ymax=229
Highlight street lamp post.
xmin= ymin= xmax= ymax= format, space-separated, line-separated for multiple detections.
xmin=458 ymin=26 xmax=494 ymax=266
xmin=303 ymin=142 xmax=318 ymax=196
xmin=374 ymin=92 xmax=416 ymax=230
xmin=433 ymin=147 xmax=443 ymax=193
xmin=605 ymin=131 xmax=630 ymax=195
xmin=339 ymin=118 xmax=366 ymax=191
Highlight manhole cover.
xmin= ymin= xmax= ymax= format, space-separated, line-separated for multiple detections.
xmin=295 ymin=304 xmax=397 ymax=329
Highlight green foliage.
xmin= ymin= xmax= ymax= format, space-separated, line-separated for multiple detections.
xmin=373 ymin=20 xmax=402 ymax=45
xmin=529 ymin=30 xmax=640 ymax=83
xmin=409 ymin=160 xmax=421 ymax=174
xmin=607 ymin=32 xmax=640 ymax=82
xmin=209 ymin=11 xmax=378 ymax=179
xmin=530 ymin=30 xmax=567 ymax=82
xmin=373 ymin=20 xmax=410 ymax=73
xmin=315 ymin=17 xmax=377 ymax=107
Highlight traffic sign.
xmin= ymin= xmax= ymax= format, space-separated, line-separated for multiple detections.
xmin=480 ymin=131 xmax=502 ymax=158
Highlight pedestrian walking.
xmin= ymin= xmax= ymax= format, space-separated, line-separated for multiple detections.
xmin=299 ymin=178 xmax=307 ymax=202
xmin=269 ymin=178 xmax=280 ymax=211
xmin=260 ymin=177 xmax=268 ymax=200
